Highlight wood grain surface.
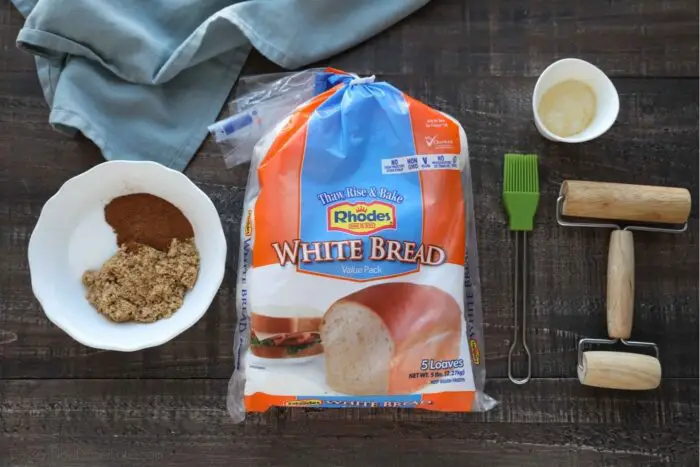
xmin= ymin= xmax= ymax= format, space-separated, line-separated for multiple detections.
xmin=1 ymin=379 xmax=697 ymax=466
xmin=0 ymin=0 xmax=698 ymax=466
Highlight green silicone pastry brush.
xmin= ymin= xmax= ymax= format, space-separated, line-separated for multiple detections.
xmin=502 ymin=153 xmax=540 ymax=385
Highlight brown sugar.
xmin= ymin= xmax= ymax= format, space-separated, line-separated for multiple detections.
xmin=82 ymin=239 xmax=200 ymax=323
xmin=105 ymin=193 xmax=194 ymax=252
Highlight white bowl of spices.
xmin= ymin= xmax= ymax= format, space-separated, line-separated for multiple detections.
xmin=28 ymin=160 xmax=227 ymax=351
xmin=533 ymin=58 xmax=619 ymax=143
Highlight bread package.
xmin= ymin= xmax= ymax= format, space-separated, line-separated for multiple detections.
xmin=228 ymin=69 xmax=495 ymax=421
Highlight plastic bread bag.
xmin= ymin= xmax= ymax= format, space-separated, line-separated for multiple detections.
xmin=208 ymin=69 xmax=351 ymax=168
xmin=228 ymin=69 xmax=497 ymax=422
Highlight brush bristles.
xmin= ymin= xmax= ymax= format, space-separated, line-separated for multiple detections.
xmin=504 ymin=153 xmax=539 ymax=193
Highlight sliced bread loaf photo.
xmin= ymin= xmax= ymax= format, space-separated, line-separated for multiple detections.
xmin=321 ymin=282 xmax=463 ymax=395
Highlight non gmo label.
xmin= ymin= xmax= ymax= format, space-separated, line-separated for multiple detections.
xmin=381 ymin=154 xmax=459 ymax=175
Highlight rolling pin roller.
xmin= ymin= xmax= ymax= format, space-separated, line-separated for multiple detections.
xmin=556 ymin=181 xmax=691 ymax=390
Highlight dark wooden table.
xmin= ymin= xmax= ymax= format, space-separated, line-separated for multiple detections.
xmin=1 ymin=1 xmax=698 ymax=466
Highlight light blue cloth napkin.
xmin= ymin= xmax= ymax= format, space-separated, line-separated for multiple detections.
xmin=11 ymin=0 xmax=429 ymax=170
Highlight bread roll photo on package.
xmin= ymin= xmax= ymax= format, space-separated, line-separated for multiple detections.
xmin=228 ymin=68 xmax=496 ymax=422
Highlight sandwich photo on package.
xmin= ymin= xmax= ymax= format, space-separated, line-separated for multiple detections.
xmin=228 ymin=69 xmax=496 ymax=420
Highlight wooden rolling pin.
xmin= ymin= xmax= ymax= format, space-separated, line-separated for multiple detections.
xmin=561 ymin=180 xmax=691 ymax=390
xmin=561 ymin=180 xmax=691 ymax=224
xmin=578 ymin=351 xmax=662 ymax=390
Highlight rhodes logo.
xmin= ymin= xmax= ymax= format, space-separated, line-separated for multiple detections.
xmin=328 ymin=201 xmax=397 ymax=235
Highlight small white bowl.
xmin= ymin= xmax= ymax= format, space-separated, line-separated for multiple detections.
xmin=28 ymin=160 xmax=227 ymax=351
xmin=532 ymin=58 xmax=619 ymax=143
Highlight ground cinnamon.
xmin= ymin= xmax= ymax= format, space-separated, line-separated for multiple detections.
xmin=104 ymin=193 xmax=194 ymax=251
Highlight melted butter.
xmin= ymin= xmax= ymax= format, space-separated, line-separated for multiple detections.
xmin=538 ymin=80 xmax=597 ymax=137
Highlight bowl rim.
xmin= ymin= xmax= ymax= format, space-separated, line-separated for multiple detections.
xmin=27 ymin=160 xmax=227 ymax=352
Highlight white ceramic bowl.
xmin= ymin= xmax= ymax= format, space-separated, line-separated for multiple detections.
xmin=28 ymin=161 xmax=227 ymax=351
xmin=532 ymin=58 xmax=620 ymax=143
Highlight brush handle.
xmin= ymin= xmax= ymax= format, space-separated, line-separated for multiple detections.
xmin=607 ymin=230 xmax=634 ymax=339
xmin=561 ymin=180 xmax=691 ymax=224
xmin=578 ymin=351 xmax=661 ymax=390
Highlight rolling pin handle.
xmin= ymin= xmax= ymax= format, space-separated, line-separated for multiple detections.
xmin=607 ymin=229 xmax=634 ymax=339
xmin=607 ymin=230 xmax=634 ymax=340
